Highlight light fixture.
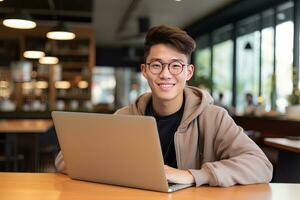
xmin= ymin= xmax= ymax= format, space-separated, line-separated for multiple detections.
xmin=46 ymin=22 xmax=76 ymax=40
xmin=22 ymin=82 xmax=34 ymax=90
xmin=23 ymin=50 xmax=45 ymax=59
xmin=39 ymin=56 xmax=59 ymax=65
xmin=0 ymin=81 xmax=9 ymax=88
xmin=35 ymin=81 xmax=48 ymax=89
xmin=3 ymin=10 xmax=36 ymax=29
xmin=78 ymin=81 xmax=89 ymax=89
xmin=55 ymin=81 xmax=71 ymax=89
xmin=244 ymin=42 xmax=253 ymax=50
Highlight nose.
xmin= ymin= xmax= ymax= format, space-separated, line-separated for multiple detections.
xmin=159 ymin=64 xmax=172 ymax=79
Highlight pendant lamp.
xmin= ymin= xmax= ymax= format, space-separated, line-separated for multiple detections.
xmin=46 ymin=22 xmax=76 ymax=40
xmin=23 ymin=50 xmax=45 ymax=59
xmin=3 ymin=10 xmax=36 ymax=29
xmin=39 ymin=56 xmax=59 ymax=65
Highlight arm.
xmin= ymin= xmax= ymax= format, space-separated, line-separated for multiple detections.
xmin=55 ymin=151 xmax=67 ymax=174
xmin=190 ymin=108 xmax=273 ymax=187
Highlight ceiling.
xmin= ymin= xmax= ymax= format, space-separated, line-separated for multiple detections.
xmin=0 ymin=0 xmax=237 ymax=46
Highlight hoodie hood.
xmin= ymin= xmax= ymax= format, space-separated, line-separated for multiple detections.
xmin=125 ymin=86 xmax=214 ymax=129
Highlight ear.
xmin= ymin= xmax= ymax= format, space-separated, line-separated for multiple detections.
xmin=186 ymin=64 xmax=194 ymax=81
xmin=140 ymin=64 xmax=148 ymax=79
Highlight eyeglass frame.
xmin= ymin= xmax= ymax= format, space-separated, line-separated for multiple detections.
xmin=145 ymin=60 xmax=189 ymax=75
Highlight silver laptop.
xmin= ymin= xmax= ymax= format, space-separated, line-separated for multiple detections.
xmin=52 ymin=111 xmax=193 ymax=192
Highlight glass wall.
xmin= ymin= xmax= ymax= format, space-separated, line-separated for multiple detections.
xmin=261 ymin=9 xmax=275 ymax=112
xmin=236 ymin=15 xmax=261 ymax=114
xmin=275 ymin=2 xmax=294 ymax=112
xmin=194 ymin=1 xmax=297 ymax=115
xmin=92 ymin=67 xmax=116 ymax=105
xmin=212 ymin=25 xmax=233 ymax=107
xmin=193 ymin=35 xmax=211 ymax=90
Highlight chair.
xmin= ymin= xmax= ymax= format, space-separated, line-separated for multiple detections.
xmin=39 ymin=126 xmax=59 ymax=172
xmin=0 ymin=135 xmax=24 ymax=171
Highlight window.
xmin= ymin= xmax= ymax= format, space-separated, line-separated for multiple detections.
xmin=212 ymin=25 xmax=233 ymax=106
xmin=236 ymin=15 xmax=260 ymax=114
xmin=261 ymin=9 xmax=275 ymax=111
xmin=194 ymin=47 xmax=211 ymax=89
xmin=275 ymin=2 xmax=294 ymax=112
xmin=92 ymin=67 xmax=116 ymax=105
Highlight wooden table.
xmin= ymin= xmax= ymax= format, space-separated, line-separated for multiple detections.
xmin=0 ymin=119 xmax=53 ymax=171
xmin=264 ymin=138 xmax=300 ymax=183
xmin=264 ymin=138 xmax=300 ymax=153
xmin=0 ymin=173 xmax=299 ymax=200
xmin=0 ymin=119 xmax=53 ymax=133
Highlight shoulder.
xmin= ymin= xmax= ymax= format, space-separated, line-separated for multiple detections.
xmin=114 ymin=106 xmax=132 ymax=115
xmin=202 ymin=104 xmax=228 ymax=119
xmin=200 ymin=104 xmax=235 ymax=131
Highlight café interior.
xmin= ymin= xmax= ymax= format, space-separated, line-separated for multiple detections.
xmin=0 ymin=0 xmax=300 ymax=194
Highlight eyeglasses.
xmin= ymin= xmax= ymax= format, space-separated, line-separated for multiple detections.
xmin=146 ymin=60 xmax=187 ymax=75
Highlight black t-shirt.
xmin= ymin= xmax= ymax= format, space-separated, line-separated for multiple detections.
xmin=145 ymin=98 xmax=184 ymax=168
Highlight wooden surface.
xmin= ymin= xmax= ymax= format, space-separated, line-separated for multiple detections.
xmin=0 ymin=173 xmax=300 ymax=200
xmin=264 ymin=138 xmax=300 ymax=154
xmin=0 ymin=119 xmax=53 ymax=133
xmin=233 ymin=116 xmax=300 ymax=137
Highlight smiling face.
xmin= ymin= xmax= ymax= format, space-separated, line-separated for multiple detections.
xmin=141 ymin=44 xmax=194 ymax=105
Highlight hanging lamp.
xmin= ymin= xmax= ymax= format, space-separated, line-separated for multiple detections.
xmin=46 ymin=22 xmax=76 ymax=40
xmin=39 ymin=56 xmax=59 ymax=65
xmin=3 ymin=10 xmax=36 ymax=29
xmin=23 ymin=50 xmax=45 ymax=59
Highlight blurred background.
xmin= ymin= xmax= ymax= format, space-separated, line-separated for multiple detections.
xmin=0 ymin=0 xmax=300 ymax=184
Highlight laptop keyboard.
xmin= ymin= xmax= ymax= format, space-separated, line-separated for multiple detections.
xmin=168 ymin=182 xmax=177 ymax=186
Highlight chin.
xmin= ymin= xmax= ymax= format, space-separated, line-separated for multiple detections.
xmin=154 ymin=92 xmax=178 ymax=102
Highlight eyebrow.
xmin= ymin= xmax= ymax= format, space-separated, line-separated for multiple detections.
xmin=148 ymin=58 xmax=185 ymax=63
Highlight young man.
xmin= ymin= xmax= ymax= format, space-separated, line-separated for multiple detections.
xmin=55 ymin=25 xmax=273 ymax=187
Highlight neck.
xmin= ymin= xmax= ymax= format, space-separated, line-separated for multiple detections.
xmin=152 ymin=93 xmax=184 ymax=116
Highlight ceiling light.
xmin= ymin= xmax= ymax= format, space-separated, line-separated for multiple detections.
xmin=78 ymin=81 xmax=89 ymax=89
xmin=22 ymin=82 xmax=34 ymax=90
xmin=244 ymin=42 xmax=253 ymax=50
xmin=35 ymin=81 xmax=48 ymax=89
xmin=46 ymin=22 xmax=76 ymax=40
xmin=55 ymin=81 xmax=71 ymax=89
xmin=0 ymin=81 xmax=9 ymax=88
xmin=39 ymin=56 xmax=59 ymax=65
xmin=23 ymin=50 xmax=45 ymax=59
xmin=3 ymin=11 xmax=36 ymax=29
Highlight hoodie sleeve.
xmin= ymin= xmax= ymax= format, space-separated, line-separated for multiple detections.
xmin=191 ymin=108 xmax=273 ymax=187
xmin=55 ymin=151 xmax=67 ymax=174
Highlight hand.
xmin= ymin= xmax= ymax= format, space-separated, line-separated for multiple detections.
xmin=164 ymin=165 xmax=195 ymax=184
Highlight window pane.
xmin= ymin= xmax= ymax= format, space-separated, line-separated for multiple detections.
xmin=236 ymin=15 xmax=260 ymax=114
xmin=261 ymin=27 xmax=274 ymax=111
xmin=275 ymin=2 xmax=294 ymax=112
xmin=92 ymin=67 xmax=116 ymax=105
xmin=212 ymin=40 xmax=233 ymax=106
xmin=194 ymin=48 xmax=211 ymax=89
xmin=236 ymin=31 xmax=260 ymax=114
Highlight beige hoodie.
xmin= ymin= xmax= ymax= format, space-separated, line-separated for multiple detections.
xmin=55 ymin=86 xmax=273 ymax=187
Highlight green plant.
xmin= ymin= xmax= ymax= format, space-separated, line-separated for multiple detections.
xmin=288 ymin=67 xmax=300 ymax=105
xmin=188 ymin=75 xmax=212 ymax=89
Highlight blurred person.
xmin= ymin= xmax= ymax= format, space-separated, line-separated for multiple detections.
xmin=244 ymin=93 xmax=256 ymax=115
xmin=55 ymin=25 xmax=272 ymax=187
xmin=215 ymin=92 xmax=235 ymax=116
xmin=214 ymin=92 xmax=225 ymax=107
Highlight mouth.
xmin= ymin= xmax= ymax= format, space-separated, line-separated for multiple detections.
xmin=157 ymin=83 xmax=176 ymax=90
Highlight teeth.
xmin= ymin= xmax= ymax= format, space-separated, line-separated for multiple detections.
xmin=159 ymin=84 xmax=174 ymax=89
